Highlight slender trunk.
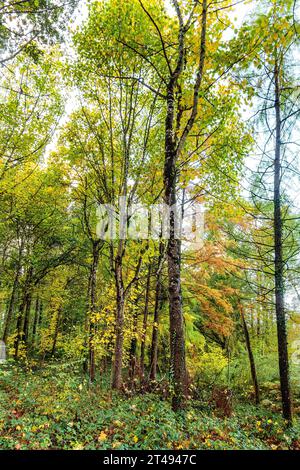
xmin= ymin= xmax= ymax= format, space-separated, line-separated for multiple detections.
xmin=83 ymin=270 xmax=92 ymax=375
xmin=3 ymin=276 xmax=19 ymax=342
xmin=149 ymin=275 xmax=162 ymax=381
xmin=51 ymin=307 xmax=62 ymax=357
xmin=240 ymin=304 xmax=260 ymax=404
xmin=256 ymin=273 xmax=262 ymax=338
xmin=22 ymin=290 xmax=32 ymax=346
xmin=14 ymin=297 xmax=26 ymax=359
xmin=250 ymin=306 xmax=254 ymax=334
xmin=14 ymin=267 xmax=32 ymax=359
xmin=257 ymin=309 xmax=261 ymax=337
xmin=31 ymin=296 xmax=40 ymax=348
xmin=38 ymin=301 xmax=43 ymax=326
xmin=88 ymin=318 xmax=96 ymax=382
xmin=112 ymin=295 xmax=125 ymax=389
xmin=88 ymin=241 xmax=101 ymax=382
xmin=140 ymin=265 xmax=151 ymax=378
xmin=129 ymin=312 xmax=138 ymax=385
xmin=36 ymin=300 xmax=43 ymax=354
xmin=1 ymin=302 xmax=9 ymax=337
xmin=112 ymin=255 xmax=125 ymax=390
xmin=273 ymin=58 xmax=293 ymax=425
xmin=21 ymin=266 xmax=33 ymax=347
xmin=150 ymin=242 xmax=164 ymax=380
xmin=2 ymin=240 xmax=24 ymax=342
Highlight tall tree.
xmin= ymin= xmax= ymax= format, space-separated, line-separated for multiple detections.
xmin=232 ymin=0 xmax=300 ymax=423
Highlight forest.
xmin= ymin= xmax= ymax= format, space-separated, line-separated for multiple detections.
xmin=0 ymin=0 xmax=300 ymax=453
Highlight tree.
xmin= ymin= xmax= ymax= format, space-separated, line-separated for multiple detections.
xmin=0 ymin=0 xmax=78 ymax=63
xmin=232 ymin=0 xmax=300 ymax=424
xmin=82 ymin=0 xmax=250 ymax=410
xmin=60 ymin=47 xmax=163 ymax=386
xmin=0 ymin=50 xmax=63 ymax=179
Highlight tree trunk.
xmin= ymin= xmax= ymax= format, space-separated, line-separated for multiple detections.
xmin=14 ymin=296 xmax=26 ymax=359
xmin=150 ymin=242 xmax=164 ymax=380
xmin=161 ymin=0 xmax=208 ymax=406
xmin=51 ymin=307 xmax=62 ymax=357
xmin=112 ymin=254 xmax=125 ymax=390
xmin=129 ymin=311 xmax=138 ymax=386
xmin=88 ymin=240 xmax=101 ymax=382
xmin=149 ymin=275 xmax=162 ymax=381
xmin=22 ymin=290 xmax=32 ymax=346
xmin=240 ymin=304 xmax=260 ymax=404
xmin=14 ymin=266 xmax=32 ymax=359
xmin=83 ymin=272 xmax=92 ymax=375
xmin=111 ymin=241 xmax=143 ymax=390
xmin=273 ymin=58 xmax=293 ymax=425
xmin=164 ymin=85 xmax=187 ymax=410
xmin=140 ymin=265 xmax=151 ymax=379
xmin=31 ymin=296 xmax=40 ymax=348
xmin=2 ymin=240 xmax=24 ymax=342
xmin=38 ymin=300 xmax=43 ymax=326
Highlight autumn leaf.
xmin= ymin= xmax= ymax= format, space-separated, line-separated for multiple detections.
xmin=98 ymin=431 xmax=107 ymax=442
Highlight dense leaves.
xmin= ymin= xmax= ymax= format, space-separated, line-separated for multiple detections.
xmin=0 ymin=0 xmax=299 ymax=450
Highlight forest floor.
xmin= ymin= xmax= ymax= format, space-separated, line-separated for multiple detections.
xmin=0 ymin=362 xmax=299 ymax=451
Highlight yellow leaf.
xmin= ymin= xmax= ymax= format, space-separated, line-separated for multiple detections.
xmin=114 ymin=420 xmax=123 ymax=427
xmin=73 ymin=442 xmax=84 ymax=450
xmin=98 ymin=431 xmax=107 ymax=442
xmin=112 ymin=441 xmax=121 ymax=449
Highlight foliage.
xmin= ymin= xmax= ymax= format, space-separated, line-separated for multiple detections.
xmin=0 ymin=0 xmax=299 ymax=450
xmin=0 ymin=365 xmax=299 ymax=450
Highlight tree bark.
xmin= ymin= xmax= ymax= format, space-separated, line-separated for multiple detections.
xmin=88 ymin=240 xmax=101 ymax=382
xmin=22 ymin=287 xmax=32 ymax=346
xmin=14 ymin=296 xmax=26 ymax=360
xmin=51 ymin=307 xmax=62 ymax=357
xmin=112 ymin=253 xmax=125 ymax=389
xmin=273 ymin=57 xmax=293 ymax=425
xmin=149 ymin=274 xmax=162 ymax=381
xmin=2 ymin=239 xmax=24 ymax=342
xmin=31 ymin=296 xmax=40 ymax=348
xmin=240 ymin=304 xmax=260 ymax=404
xmin=164 ymin=82 xmax=187 ymax=409
xmin=150 ymin=241 xmax=164 ymax=381
xmin=129 ymin=311 xmax=138 ymax=385
xmin=140 ymin=265 xmax=151 ymax=379
xmin=14 ymin=266 xmax=32 ymax=359
xmin=38 ymin=300 xmax=43 ymax=326
xmin=162 ymin=0 xmax=207 ymax=410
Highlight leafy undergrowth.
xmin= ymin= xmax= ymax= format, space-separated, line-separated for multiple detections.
xmin=0 ymin=363 xmax=299 ymax=450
